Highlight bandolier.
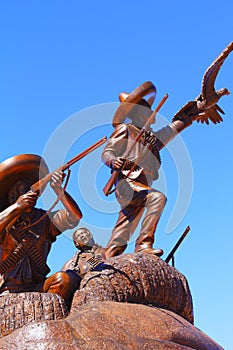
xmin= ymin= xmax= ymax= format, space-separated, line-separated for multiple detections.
xmin=0 ymin=223 xmax=50 ymax=276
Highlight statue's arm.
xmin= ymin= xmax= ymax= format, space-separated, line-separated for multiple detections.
xmin=0 ymin=191 xmax=38 ymax=232
xmin=101 ymin=123 xmax=128 ymax=169
xmin=0 ymin=204 xmax=22 ymax=232
xmin=155 ymin=117 xmax=193 ymax=150
xmin=50 ymin=170 xmax=82 ymax=229
xmin=170 ymin=118 xmax=193 ymax=133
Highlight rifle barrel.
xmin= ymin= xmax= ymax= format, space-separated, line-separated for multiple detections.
xmin=31 ymin=136 xmax=107 ymax=195
xmin=65 ymin=136 xmax=107 ymax=168
xmin=165 ymin=226 xmax=190 ymax=264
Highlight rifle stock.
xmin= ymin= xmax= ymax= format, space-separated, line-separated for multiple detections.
xmin=103 ymin=94 xmax=169 ymax=196
xmin=103 ymin=169 xmax=120 ymax=196
xmin=31 ymin=136 xmax=107 ymax=195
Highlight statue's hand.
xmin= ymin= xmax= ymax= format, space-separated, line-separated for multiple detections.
xmin=16 ymin=190 xmax=38 ymax=211
xmin=145 ymin=130 xmax=156 ymax=147
xmin=50 ymin=170 xmax=65 ymax=191
xmin=112 ymin=157 xmax=126 ymax=170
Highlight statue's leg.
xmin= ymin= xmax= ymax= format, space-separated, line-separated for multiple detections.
xmin=135 ymin=189 xmax=166 ymax=256
xmin=104 ymin=196 xmax=145 ymax=259
xmin=43 ymin=270 xmax=81 ymax=307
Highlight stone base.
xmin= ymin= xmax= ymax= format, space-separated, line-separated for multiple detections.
xmin=0 ymin=254 xmax=223 ymax=349
xmin=0 ymin=301 xmax=223 ymax=350
xmin=0 ymin=292 xmax=68 ymax=337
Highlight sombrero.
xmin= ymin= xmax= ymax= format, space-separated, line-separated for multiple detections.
xmin=0 ymin=154 xmax=49 ymax=211
xmin=112 ymin=81 xmax=156 ymax=127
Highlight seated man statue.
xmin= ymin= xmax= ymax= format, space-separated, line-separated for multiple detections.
xmin=62 ymin=227 xmax=104 ymax=281
xmin=0 ymin=154 xmax=82 ymax=307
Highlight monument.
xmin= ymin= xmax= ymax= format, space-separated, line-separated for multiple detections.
xmin=0 ymin=41 xmax=232 ymax=349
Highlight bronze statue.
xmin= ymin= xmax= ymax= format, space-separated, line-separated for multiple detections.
xmin=172 ymin=41 xmax=233 ymax=124
xmin=0 ymin=154 xmax=82 ymax=306
xmin=102 ymin=41 xmax=232 ymax=259
xmin=62 ymin=227 xmax=104 ymax=278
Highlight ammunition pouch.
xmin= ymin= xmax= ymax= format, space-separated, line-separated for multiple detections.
xmin=0 ymin=236 xmax=50 ymax=276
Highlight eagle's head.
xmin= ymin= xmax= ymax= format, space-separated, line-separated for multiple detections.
xmin=217 ymin=87 xmax=230 ymax=97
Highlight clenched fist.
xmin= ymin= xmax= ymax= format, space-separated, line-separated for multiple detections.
xmin=16 ymin=190 xmax=38 ymax=211
xmin=112 ymin=157 xmax=126 ymax=170
xmin=50 ymin=170 xmax=65 ymax=190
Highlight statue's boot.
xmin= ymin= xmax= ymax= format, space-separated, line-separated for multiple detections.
xmin=135 ymin=234 xmax=163 ymax=257
xmin=104 ymin=240 xmax=127 ymax=259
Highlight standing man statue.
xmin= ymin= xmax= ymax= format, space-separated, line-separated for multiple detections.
xmin=102 ymin=38 xmax=231 ymax=262
xmin=102 ymin=82 xmax=184 ymax=258
xmin=0 ymin=154 xmax=82 ymax=306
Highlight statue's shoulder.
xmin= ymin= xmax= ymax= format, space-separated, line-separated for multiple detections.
xmin=114 ymin=123 xmax=129 ymax=132
xmin=117 ymin=123 xmax=140 ymax=135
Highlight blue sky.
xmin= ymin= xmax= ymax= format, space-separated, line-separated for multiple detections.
xmin=0 ymin=1 xmax=232 ymax=348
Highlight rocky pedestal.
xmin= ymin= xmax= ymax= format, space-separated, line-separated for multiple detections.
xmin=0 ymin=253 xmax=223 ymax=349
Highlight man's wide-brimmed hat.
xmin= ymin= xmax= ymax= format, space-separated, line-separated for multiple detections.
xmin=0 ymin=154 xmax=49 ymax=211
xmin=112 ymin=81 xmax=156 ymax=127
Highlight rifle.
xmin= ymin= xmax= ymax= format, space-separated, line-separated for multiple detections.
xmin=31 ymin=136 xmax=107 ymax=195
xmin=103 ymin=93 xmax=169 ymax=196
xmin=165 ymin=226 xmax=190 ymax=267
xmin=4 ymin=136 xmax=107 ymax=238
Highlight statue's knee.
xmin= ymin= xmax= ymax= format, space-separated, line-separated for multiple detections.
xmin=150 ymin=191 xmax=167 ymax=207
xmin=161 ymin=193 xmax=167 ymax=206
xmin=43 ymin=271 xmax=70 ymax=293
xmin=43 ymin=271 xmax=81 ymax=307
xmin=53 ymin=271 xmax=70 ymax=285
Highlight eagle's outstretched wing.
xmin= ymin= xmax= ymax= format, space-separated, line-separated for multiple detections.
xmin=195 ymin=104 xmax=224 ymax=125
xmin=173 ymin=42 xmax=233 ymax=125
xmin=202 ymin=41 xmax=233 ymax=100
xmin=172 ymin=100 xmax=197 ymax=121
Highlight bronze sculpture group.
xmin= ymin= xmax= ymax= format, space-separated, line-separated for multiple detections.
xmin=0 ymin=41 xmax=232 ymax=306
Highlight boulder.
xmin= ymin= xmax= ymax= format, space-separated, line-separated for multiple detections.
xmin=0 ymin=253 xmax=223 ymax=349
xmin=0 ymin=301 xmax=223 ymax=349
xmin=73 ymin=253 xmax=194 ymax=323
xmin=0 ymin=292 xmax=69 ymax=337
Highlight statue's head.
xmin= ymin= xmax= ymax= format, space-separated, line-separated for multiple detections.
xmin=73 ymin=227 xmax=95 ymax=250
xmin=218 ymin=87 xmax=230 ymax=97
xmin=112 ymin=81 xmax=156 ymax=128
xmin=8 ymin=180 xmax=31 ymax=204
xmin=0 ymin=154 xmax=49 ymax=211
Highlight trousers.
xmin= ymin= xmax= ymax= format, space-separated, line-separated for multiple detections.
xmin=105 ymin=186 xmax=167 ymax=258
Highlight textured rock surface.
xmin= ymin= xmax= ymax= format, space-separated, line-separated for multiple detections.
xmin=0 ymin=292 xmax=69 ymax=337
xmin=0 ymin=301 xmax=223 ymax=350
xmin=0 ymin=254 xmax=223 ymax=349
xmin=73 ymin=253 xmax=194 ymax=323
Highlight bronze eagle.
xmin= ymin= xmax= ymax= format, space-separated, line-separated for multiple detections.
xmin=173 ymin=41 xmax=233 ymax=124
